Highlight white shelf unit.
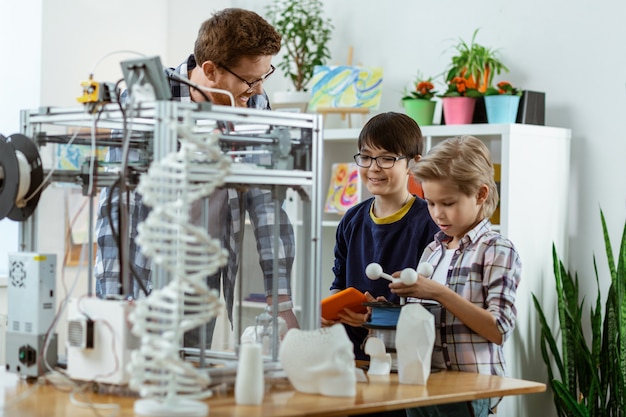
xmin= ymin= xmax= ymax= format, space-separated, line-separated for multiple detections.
xmin=323 ymin=124 xmax=571 ymax=417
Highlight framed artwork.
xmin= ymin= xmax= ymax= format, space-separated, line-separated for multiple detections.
xmin=324 ymin=162 xmax=361 ymax=214
xmin=308 ymin=65 xmax=383 ymax=110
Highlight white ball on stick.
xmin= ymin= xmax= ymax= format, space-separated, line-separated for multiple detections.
xmin=365 ymin=262 xmax=395 ymax=282
xmin=399 ymin=268 xmax=418 ymax=285
xmin=417 ymin=262 xmax=434 ymax=278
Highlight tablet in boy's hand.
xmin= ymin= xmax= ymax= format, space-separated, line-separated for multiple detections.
xmin=321 ymin=287 xmax=368 ymax=320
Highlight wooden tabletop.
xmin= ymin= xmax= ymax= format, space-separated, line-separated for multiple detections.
xmin=1 ymin=368 xmax=545 ymax=417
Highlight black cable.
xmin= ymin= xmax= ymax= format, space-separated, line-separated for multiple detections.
xmin=100 ymin=86 xmax=149 ymax=298
xmin=104 ymin=176 xmax=149 ymax=298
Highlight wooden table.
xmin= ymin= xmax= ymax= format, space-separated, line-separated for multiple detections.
xmin=1 ymin=368 xmax=545 ymax=417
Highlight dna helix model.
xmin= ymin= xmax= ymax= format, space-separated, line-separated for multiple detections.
xmin=128 ymin=123 xmax=231 ymax=416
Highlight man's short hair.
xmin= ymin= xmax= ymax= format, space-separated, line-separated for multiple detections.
xmin=194 ymin=8 xmax=281 ymax=68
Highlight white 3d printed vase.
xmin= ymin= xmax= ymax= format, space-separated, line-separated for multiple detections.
xmin=235 ymin=343 xmax=265 ymax=405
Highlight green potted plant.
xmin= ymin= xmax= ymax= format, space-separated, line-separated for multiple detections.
xmin=483 ymin=81 xmax=523 ymax=124
xmin=401 ymin=72 xmax=438 ymax=126
xmin=445 ymin=28 xmax=509 ymax=94
xmin=266 ymin=0 xmax=333 ymax=109
xmin=532 ymin=211 xmax=625 ymax=416
xmin=441 ymin=28 xmax=509 ymax=124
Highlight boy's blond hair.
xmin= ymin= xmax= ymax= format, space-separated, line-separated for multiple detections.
xmin=411 ymin=135 xmax=499 ymax=219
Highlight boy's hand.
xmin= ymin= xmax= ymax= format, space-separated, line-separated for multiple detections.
xmin=337 ymin=291 xmax=386 ymax=327
xmin=389 ymin=271 xmax=441 ymax=301
xmin=321 ymin=316 xmax=338 ymax=327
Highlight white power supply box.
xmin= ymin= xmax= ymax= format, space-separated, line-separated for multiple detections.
xmin=66 ymin=297 xmax=139 ymax=385
xmin=5 ymin=252 xmax=57 ymax=378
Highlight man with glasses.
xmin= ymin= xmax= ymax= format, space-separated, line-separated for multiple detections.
xmin=183 ymin=9 xmax=278 ymax=108
xmin=95 ymin=8 xmax=299 ymax=350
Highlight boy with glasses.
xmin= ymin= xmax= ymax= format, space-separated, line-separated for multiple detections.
xmin=95 ymin=8 xmax=299 ymax=350
xmin=322 ymin=112 xmax=439 ymax=361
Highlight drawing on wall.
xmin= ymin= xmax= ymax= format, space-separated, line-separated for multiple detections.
xmin=56 ymin=144 xmax=108 ymax=170
xmin=308 ymin=65 xmax=383 ymax=110
xmin=324 ymin=162 xmax=361 ymax=214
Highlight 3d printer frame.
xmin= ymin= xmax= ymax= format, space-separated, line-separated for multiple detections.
xmin=16 ymin=101 xmax=324 ymax=365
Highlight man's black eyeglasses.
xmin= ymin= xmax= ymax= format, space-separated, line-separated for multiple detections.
xmin=353 ymin=153 xmax=408 ymax=169
xmin=218 ymin=64 xmax=276 ymax=93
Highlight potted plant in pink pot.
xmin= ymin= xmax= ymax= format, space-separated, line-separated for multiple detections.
xmin=441 ymin=29 xmax=509 ymax=125
xmin=439 ymin=76 xmax=482 ymax=125
xmin=401 ymin=73 xmax=438 ymax=126
xmin=483 ymin=81 xmax=522 ymax=124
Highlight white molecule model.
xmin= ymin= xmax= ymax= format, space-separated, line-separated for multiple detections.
xmin=399 ymin=268 xmax=418 ymax=285
xmin=417 ymin=262 xmax=434 ymax=278
xmin=366 ymin=262 xmax=434 ymax=305
xmin=366 ymin=262 xmax=432 ymax=286
xmin=365 ymin=263 xmax=395 ymax=282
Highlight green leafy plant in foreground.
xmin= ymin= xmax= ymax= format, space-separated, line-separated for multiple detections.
xmin=532 ymin=211 xmax=625 ymax=416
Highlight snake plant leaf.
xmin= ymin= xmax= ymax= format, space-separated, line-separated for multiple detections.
xmin=533 ymin=293 xmax=564 ymax=377
xmin=553 ymin=380 xmax=590 ymax=417
xmin=600 ymin=211 xmax=626 ymax=414
xmin=534 ymin=211 xmax=625 ymax=416
xmin=554 ymin=246 xmax=577 ymax=396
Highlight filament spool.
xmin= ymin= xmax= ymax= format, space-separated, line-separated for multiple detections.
xmin=363 ymin=301 xmax=402 ymax=370
xmin=363 ymin=301 xmax=402 ymax=328
xmin=0 ymin=133 xmax=44 ymax=221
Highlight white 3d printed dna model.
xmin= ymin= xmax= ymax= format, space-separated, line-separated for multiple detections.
xmin=128 ymin=125 xmax=231 ymax=417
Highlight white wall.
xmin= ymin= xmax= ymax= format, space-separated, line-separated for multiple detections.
xmin=2 ymin=0 xmax=625 ymax=415
xmin=40 ymin=0 xmax=169 ymax=107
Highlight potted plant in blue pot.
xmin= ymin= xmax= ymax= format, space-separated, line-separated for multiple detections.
xmin=483 ymin=81 xmax=522 ymax=124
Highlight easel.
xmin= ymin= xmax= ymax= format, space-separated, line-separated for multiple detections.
xmin=315 ymin=46 xmax=370 ymax=128
xmin=315 ymin=107 xmax=370 ymax=128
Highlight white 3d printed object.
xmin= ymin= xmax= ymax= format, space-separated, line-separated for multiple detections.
xmin=279 ymin=324 xmax=356 ymax=397
xmin=129 ymin=127 xmax=230 ymax=417
xmin=395 ymin=303 xmax=435 ymax=385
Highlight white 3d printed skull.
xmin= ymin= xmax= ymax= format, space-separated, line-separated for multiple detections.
xmin=279 ymin=324 xmax=356 ymax=397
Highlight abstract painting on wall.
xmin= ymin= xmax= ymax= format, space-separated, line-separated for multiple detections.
xmin=308 ymin=65 xmax=383 ymax=111
xmin=56 ymin=144 xmax=108 ymax=170
xmin=324 ymin=162 xmax=361 ymax=214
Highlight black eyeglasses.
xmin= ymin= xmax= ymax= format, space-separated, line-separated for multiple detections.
xmin=218 ymin=64 xmax=276 ymax=93
xmin=354 ymin=153 xmax=407 ymax=169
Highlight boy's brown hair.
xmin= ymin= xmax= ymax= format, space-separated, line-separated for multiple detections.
xmin=357 ymin=112 xmax=424 ymax=159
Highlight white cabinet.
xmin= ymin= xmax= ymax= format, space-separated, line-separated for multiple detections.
xmin=323 ymin=124 xmax=571 ymax=417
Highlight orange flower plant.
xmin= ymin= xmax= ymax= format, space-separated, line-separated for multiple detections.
xmin=440 ymin=76 xmax=482 ymax=98
xmin=484 ymin=81 xmax=522 ymax=96
xmin=402 ymin=73 xmax=438 ymax=100
xmin=443 ymin=29 xmax=509 ymax=97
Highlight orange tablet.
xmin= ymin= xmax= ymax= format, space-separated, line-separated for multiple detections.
xmin=321 ymin=287 xmax=368 ymax=320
